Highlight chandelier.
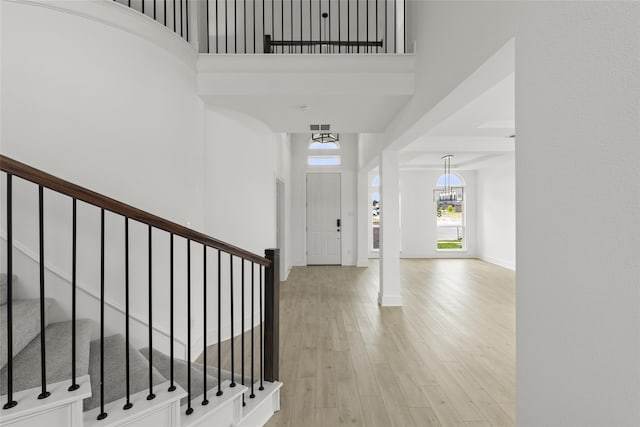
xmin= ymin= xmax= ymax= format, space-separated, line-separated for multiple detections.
xmin=311 ymin=133 xmax=339 ymax=144
xmin=433 ymin=155 xmax=463 ymax=202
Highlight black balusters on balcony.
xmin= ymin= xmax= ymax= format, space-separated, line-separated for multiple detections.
xmin=3 ymin=174 xmax=17 ymax=410
xmin=185 ymin=0 xmax=189 ymax=42
xmin=114 ymin=0 xmax=406 ymax=54
xmin=123 ymin=218 xmax=133 ymax=410
xmin=216 ymin=0 xmax=219 ymax=53
xmin=38 ymin=186 xmax=50 ymax=401
xmin=69 ymin=199 xmax=80 ymax=393
xmin=97 ymin=209 xmax=107 ymax=420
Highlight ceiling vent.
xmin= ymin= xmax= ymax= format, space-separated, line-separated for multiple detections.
xmin=309 ymin=124 xmax=331 ymax=132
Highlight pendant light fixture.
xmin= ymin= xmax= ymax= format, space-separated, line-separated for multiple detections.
xmin=433 ymin=154 xmax=463 ymax=202
xmin=311 ymin=133 xmax=339 ymax=143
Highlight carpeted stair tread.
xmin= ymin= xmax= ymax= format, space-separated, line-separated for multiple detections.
xmin=139 ymin=347 xmax=217 ymax=406
xmin=139 ymin=348 xmax=251 ymax=406
xmin=84 ymin=334 xmax=166 ymax=411
xmin=0 ymin=298 xmax=54 ymax=370
xmin=0 ymin=319 xmax=92 ymax=395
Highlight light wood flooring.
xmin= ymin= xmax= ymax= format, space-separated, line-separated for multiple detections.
xmin=266 ymin=259 xmax=515 ymax=427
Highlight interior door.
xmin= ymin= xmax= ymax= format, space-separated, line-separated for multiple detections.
xmin=306 ymin=173 xmax=341 ymax=265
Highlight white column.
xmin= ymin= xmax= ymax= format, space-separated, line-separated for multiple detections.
xmin=379 ymin=149 xmax=401 ymax=306
xmin=356 ymin=169 xmax=369 ymax=267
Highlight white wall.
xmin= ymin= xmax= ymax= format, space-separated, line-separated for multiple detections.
xmin=399 ymin=169 xmax=476 ymax=258
xmin=1 ymin=0 xmax=292 ymax=361
xmin=476 ymin=154 xmax=515 ymax=270
xmin=204 ymin=107 xmax=288 ymax=257
xmin=1 ymin=0 xmax=205 ymax=356
xmin=290 ymin=133 xmax=358 ymax=266
xmin=366 ymin=1 xmax=640 ymax=424
xmin=516 ymin=3 xmax=640 ymax=424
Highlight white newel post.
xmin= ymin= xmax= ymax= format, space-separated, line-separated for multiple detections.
xmin=379 ymin=149 xmax=402 ymax=306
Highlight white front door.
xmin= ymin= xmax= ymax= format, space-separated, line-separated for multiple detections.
xmin=306 ymin=173 xmax=341 ymax=265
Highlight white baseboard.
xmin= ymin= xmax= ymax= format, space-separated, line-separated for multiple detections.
xmin=377 ymin=292 xmax=402 ymax=307
xmin=480 ymin=255 xmax=516 ymax=271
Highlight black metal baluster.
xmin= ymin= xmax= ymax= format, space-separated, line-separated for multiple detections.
xmin=202 ymin=246 xmax=209 ymax=405
xmin=375 ymin=0 xmax=378 ymax=52
xmin=366 ymin=0 xmax=369 ymax=53
xmin=249 ymin=262 xmax=255 ymax=398
xmin=281 ymin=0 xmax=284 ymax=54
xmin=290 ymin=0 xmax=293 ymax=53
xmin=97 ymin=209 xmax=107 ymax=420
xmin=164 ymin=0 xmax=167 ymax=26
xmin=174 ymin=0 xmax=177 ymax=32
xmin=318 ymin=0 xmax=321 ymax=52
xmin=142 ymin=0 xmax=145 ymax=15
xmin=216 ymin=250 xmax=223 ymax=396
xmin=180 ymin=0 xmax=183 ymax=37
xmin=3 ymin=174 xmax=17 ymax=410
xmin=153 ymin=0 xmax=156 ymax=19
xmin=147 ymin=225 xmax=155 ymax=401
xmin=393 ymin=0 xmax=396 ymax=53
xmin=309 ymin=0 xmax=312 ymax=53
xmin=356 ymin=0 xmax=359 ymax=52
xmin=338 ymin=0 xmax=341 ymax=53
xmin=225 ymin=0 xmax=228 ymax=52
xmin=123 ymin=218 xmax=133 ymax=410
xmin=235 ymin=0 xmax=238 ymax=53
xmin=37 ymin=186 xmax=50 ymax=401
xmin=403 ymin=0 xmax=405 ymax=53
xmin=68 ymin=198 xmax=79 ymax=392
xmin=329 ymin=0 xmax=332 ymax=52
xmin=169 ymin=233 xmax=176 ymax=393
xmin=348 ymin=0 xmax=351 ymax=53
xmin=186 ymin=240 xmax=193 ymax=415
xmin=241 ymin=259 xmax=246 ymax=406
xmin=253 ymin=0 xmax=256 ymax=53
xmin=215 ymin=0 xmax=219 ymax=52
xmin=271 ymin=0 xmax=274 ymax=53
xmin=186 ymin=0 xmax=189 ymax=42
xmin=229 ymin=254 xmax=236 ymax=387
xmin=262 ymin=0 xmax=264 ymax=54
xmin=384 ymin=0 xmax=387 ymax=52
xmin=299 ymin=0 xmax=302 ymax=53
xmin=259 ymin=265 xmax=264 ymax=390
xmin=244 ymin=0 xmax=247 ymax=52
xmin=206 ymin=0 xmax=211 ymax=52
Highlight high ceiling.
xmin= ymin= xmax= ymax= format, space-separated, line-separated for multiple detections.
xmin=400 ymin=73 xmax=515 ymax=169
xmin=197 ymin=54 xmax=415 ymax=133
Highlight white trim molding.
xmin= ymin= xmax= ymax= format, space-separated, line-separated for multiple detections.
xmin=378 ymin=292 xmax=402 ymax=307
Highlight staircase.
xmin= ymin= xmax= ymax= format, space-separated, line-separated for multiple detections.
xmin=0 ymin=155 xmax=282 ymax=426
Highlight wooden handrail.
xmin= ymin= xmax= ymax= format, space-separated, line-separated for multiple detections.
xmin=0 ymin=155 xmax=270 ymax=266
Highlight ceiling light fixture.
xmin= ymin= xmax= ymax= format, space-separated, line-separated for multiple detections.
xmin=433 ymin=154 xmax=463 ymax=202
xmin=311 ymin=133 xmax=339 ymax=143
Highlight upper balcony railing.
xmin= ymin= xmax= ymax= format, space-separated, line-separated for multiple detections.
xmin=111 ymin=0 xmax=408 ymax=54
